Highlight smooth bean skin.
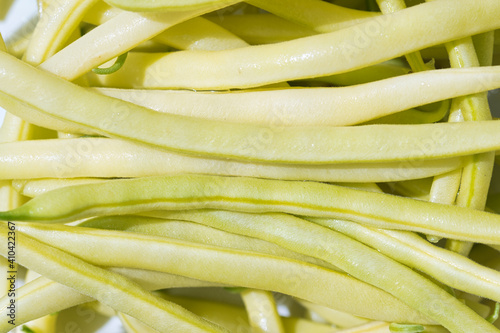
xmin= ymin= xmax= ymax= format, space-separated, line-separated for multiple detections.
xmin=38 ymin=0 xmax=240 ymax=80
xmin=82 ymin=3 xmax=249 ymax=51
xmin=2 ymin=175 xmax=500 ymax=244
xmin=92 ymin=66 xmax=491 ymax=126
xmin=14 ymin=221 xmax=429 ymax=323
xmin=5 ymin=52 xmax=500 ymax=164
xmin=78 ymin=215 xmax=340 ymax=271
xmin=0 ymin=224 xmax=230 ymax=333
xmin=104 ymin=0 xmax=238 ymax=11
xmin=0 ymin=269 xmax=223 ymax=332
xmin=246 ymin=0 xmax=378 ymax=33
xmin=160 ymin=294 xmax=336 ymax=333
xmin=0 ymin=138 xmax=464 ymax=182
xmin=24 ymin=0 xmax=100 ymax=65
xmin=240 ymin=289 xmax=285 ymax=333
xmin=312 ymin=218 xmax=500 ymax=303
xmin=91 ymin=0 xmax=500 ymax=89
xmin=141 ymin=210 xmax=498 ymax=333
xmin=205 ymin=13 xmax=317 ymax=45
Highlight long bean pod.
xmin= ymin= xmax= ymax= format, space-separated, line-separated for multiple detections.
xmin=104 ymin=0 xmax=239 ymax=11
xmin=311 ymin=218 xmax=500 ymax=303
xmin=91 ymin=63 xmax=486 ymax=126
xmin=246 ymin=0 xmax=378 ymax=33
xmin=0 ymin=268 xmax=225 ymax=331
xmin=38 ymin=0 xmax=240 ymax=80
xmin=78 ymin=215 xmax=340 ymax=271
xmin=12 ymin=221 xmax=433 ymax=323
xmin=24 ymin=0 xmax=100 ymax=65
xmin=5 ymin=52 xmax=500 ymax=164
xmin=204 ymin=13 xmax=317 ymax=45
xmin=440 ymin=34 xmax=495 ymax=256
xmin=81 ymin=2 xmax=249 ymax=51
xmin=0 ymin=224 xmax=229 ymax=333
xmin=3 ymin=175 xmax=500 ymax=244
xmin=3 ymin=0 xmax=500 ymax=331
xmin=136 ymin=209 xmax=496 ymax=332
xmin=0 ymin=138 xmax=462 ymax=182
xmin=240 ymin=289 xmax=285 ymax=333
xmin=90 ymin=0 xmax=500 ymax=89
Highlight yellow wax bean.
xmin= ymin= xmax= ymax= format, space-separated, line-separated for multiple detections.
xmin=82 ymin=2 xmax=249 ymax=51
xmin=79 ymin=215 xmax=340 ymax=271
xmin=20 ymin=271 xmax=59 ymax=333
xmin=0 ymin=112 xmax=40 ymax=143
xmin=91 ymin=63 xmax=483 ymax=126
xmin=136 ymin=210 xmax=496 ymax=332
xmin=0 ymin=268 xmax=225 ymax=331
xmin=14 ymin=222 xmax=433 ymax=324
xmin=4 ymin=52 xmax=500 ymax=164
xmin=119 ymin=312 xmax=161 ymax=333
xmin=12 ymin=178 xmax=106 ymax=197
xmin=39 ymin=0 xmax=241 ymax=80
xmin=90 ymin=0 xmax=500 ymax=89
xmin=246 ymin=0 xmax=378 ymax=33
xmin=313 ymin=218 xmax=500 ymax=303
xmin=441 ymin=35 xmax=495 ymax=256
xmin=104 ymin=0 xmax=240 ymax=12
xmin=240 ymin=289 xmax=285 ymax=333
xmin=0 ymin=138 xmax=463 ymax=182
xmin=0 ymin=33 xmax=5 ymax=51
xmin=0 ymin=224 xmax=229 ymax=333
xmin=160 ymin=294 xmax=336 ymax=333
xmin=205 ymin=13 xmax=317 ymax=45
xmin=3 ymin=175 xmax=500 ymax=245
xmin=297 ymin=299 xmax=369 ymax=328
xmin=297 ymin=59 xmax=410 ymax=87
xmin=24 ymin=0 xmax=100 ymax=65
xmin=152 ymin=17 xmax=248 ymax=51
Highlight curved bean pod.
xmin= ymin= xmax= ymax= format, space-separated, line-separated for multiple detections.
xmin=0 ymin=224 xmax=229 ymax=333
xmin=0 ymin=139 xmax=462 ymax=182
xmin=440 ymin=35 xmax=495 ymax=256
xmin=82 ymin=3 xmax=249 ymax=51
xmin=139 ymin=210 xmax=497 ymax=333
xmin=246 ymin=0 xmax=378 ymax=33
xmin=39 ymin=0 xmax=240 ymax=80
xmin=205 ymin=13 xmax=317 ymax=45
xmin=240 ymin=289 xmax=285 ymax=333
xmin=91 ymin=0 xmax=500 ymax=89
xmin=78 ymin=215 xmax=339 ymax=271
xmin=104 ymin=0 xmax=237 ymax=12
xmin=13 ymin=221 xmax=433 ymax=323
xmin=3 ymin=175 xmax=500 ymax=245
xmin=4 ymin=52 xmax=500 ymax=164
xmin=24 ymin=0 xmax=100 ymax=65
xmin=160 ymin=294 xmax=335 ymax=333
xmin=0 ymin=268 xmax=225 ymax=331
xmin=91 ymin=62 xmax=475 ymax=126
xmin=312 ymin=218 xmax=500 ymax=303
